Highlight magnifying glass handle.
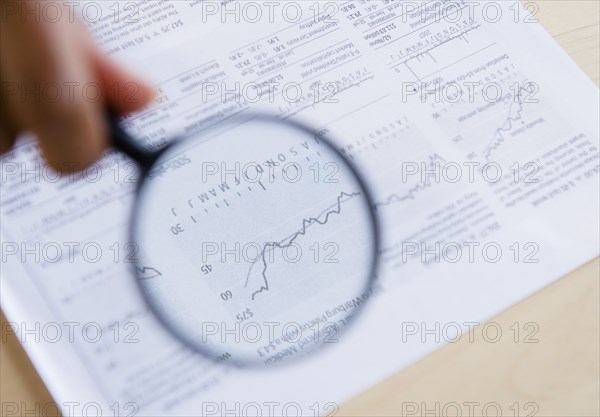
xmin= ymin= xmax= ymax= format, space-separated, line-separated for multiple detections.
xmin=109 ymin=115 xmax=163 ymax=173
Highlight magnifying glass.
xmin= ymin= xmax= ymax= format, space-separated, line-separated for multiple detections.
xmin=111 ymin=113 xmax=380 ymax=367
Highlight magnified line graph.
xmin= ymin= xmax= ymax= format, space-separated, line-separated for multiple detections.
xmin=374 ymin=154 xmax=446 ymax=209
xmin=483 ymin=82 xmax=537 ymax=160
xmin=244 ymin=191 xmax=361 ymax=300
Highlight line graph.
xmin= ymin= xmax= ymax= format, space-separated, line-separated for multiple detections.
xmin=389 ymin=23 xmax=482 ymax=71
xmin=483 ymin=82 xmax=538 ymax=161
xmin=135 ymin=266 xmax=162 ymax=280
xmin=243 ymin=191 xmax=361 ymax=300
xmin=386 ymin=18 xmax=490 ymax=82
xmin=374 ymin=154 xmax=446 ymax=210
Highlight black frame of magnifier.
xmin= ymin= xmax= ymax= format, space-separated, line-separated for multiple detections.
xmin=111 ymin=112 xmax=382 ymax=368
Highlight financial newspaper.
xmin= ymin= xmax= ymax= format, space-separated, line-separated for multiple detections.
xmin=1 ymin=1 xmax=598 ymax=416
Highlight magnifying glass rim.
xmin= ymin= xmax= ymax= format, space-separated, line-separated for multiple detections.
xmin=128 ymin=112 xmax=382 ymax=368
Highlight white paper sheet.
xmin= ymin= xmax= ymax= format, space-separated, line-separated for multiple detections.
xmin=1 ymin=1 xmax=598 ymax=416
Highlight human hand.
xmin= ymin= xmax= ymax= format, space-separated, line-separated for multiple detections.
xmin=0 ymin=1 xmax=155 ymax=172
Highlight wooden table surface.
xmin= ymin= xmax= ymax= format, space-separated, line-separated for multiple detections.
xmin=1 ymin=1 xmax=599 ymax=416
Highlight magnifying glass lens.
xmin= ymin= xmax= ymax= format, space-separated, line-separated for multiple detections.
xmin=133 ymin=117 xmax=377 ymax=366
